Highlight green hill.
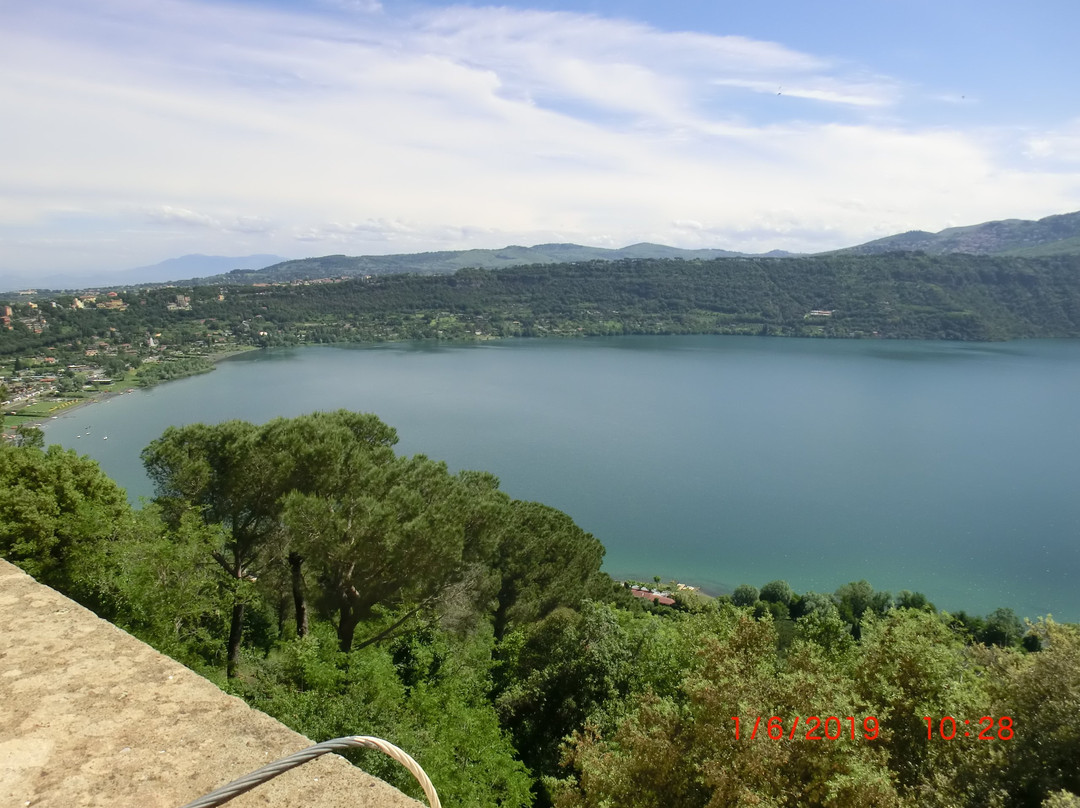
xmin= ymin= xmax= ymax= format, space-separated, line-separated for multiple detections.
xmin=198 ymin=242 xmax=750 ymax=284
xmin=154 ymin=210 xmax=1080 ymax=290
xmin=842 ymin=210 xmax=1080 ymax=256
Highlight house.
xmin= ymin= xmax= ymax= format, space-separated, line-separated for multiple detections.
xmin=628 ymin=585 xmax=676 ymax=606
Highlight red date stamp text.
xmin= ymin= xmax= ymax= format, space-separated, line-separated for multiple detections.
xmin=730 ymin=715 xmax=879 ymax=740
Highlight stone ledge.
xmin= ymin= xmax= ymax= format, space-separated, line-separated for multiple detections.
xmin=0 ymin=559 xmax=423 ymax=808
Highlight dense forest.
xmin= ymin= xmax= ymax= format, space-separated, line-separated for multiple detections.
xmin=5 ymin=253 xmax=1080 ymax=368
xmin=2 ymin=413 xmax=1078 ymax=808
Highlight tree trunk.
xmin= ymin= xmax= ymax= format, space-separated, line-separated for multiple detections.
xmin=493 ymin=582 xmax=514 ymax=643
xmin=227 ymin=601 xmax=245 ymax=678
xmin=289 ymin=552 xmax=308 ymax=638
xmin=351 ymin=598 xmax=435 ymax=653
xmin=337 ymin=599 xmax=362 ymax=654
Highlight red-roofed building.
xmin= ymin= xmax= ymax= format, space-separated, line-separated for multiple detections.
xmin=628 ymin=586 xmax=675 ymax=606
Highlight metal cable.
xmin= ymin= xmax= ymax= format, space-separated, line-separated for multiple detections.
xmin=177 ymin=735 xmax=441 ymax=808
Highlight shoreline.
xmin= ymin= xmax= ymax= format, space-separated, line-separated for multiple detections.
xmin=4 ymin=346 xmax=259 ymax=433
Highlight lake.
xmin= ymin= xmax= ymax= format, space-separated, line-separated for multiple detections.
xmin=40 ymin=335 xmax=1080 ymax=621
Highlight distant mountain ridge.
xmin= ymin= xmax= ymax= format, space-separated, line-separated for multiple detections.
xmin=839 ymin=211 xmax=1080 ymax=257
xmin=193 ymin=242 xmax=785 ymax=285
xmin=0 ymin=253 xmax=283 ymax=292
xmin=199 ymin=210 xmax=1080 ymax=286
xmin=125 ymin=253 xmax=284 ymax=282
xmin=7 ymin=210 xmax=1080 ymax=294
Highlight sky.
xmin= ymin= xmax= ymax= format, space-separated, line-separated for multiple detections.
xmin=2 ymin=0 xmax=1080 ymax=280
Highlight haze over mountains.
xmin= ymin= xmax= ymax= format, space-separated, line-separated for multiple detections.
xmin=195 ymin=209 xmax=1080 ymax=286
xmin=5 ymin=210 xmax=1080 ymax=293
xmin=200 ymin=243 xmax=789 ymax=285
xmin=1 ymin=254 xmax=283 ymax=293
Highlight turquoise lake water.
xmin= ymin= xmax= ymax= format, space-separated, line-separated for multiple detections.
xmin=40 ymin=335 xmax=1080 ymax=620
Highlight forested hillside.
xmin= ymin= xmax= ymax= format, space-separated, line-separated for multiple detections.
xmin=2 ymin=416 xmax=1078 ymax=808
xmin=201 ymin=242 xmax=751 ymax=285
xmin=5 ymin=254 xmax=1080 ymax=368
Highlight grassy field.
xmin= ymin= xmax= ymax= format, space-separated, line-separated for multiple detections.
xmin=5 ymin=398 xmax=85 ymax=421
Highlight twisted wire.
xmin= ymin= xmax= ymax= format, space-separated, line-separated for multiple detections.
xmin=177 ymin=735 xmax=441 ymax=808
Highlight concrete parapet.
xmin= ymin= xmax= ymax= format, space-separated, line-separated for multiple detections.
xmin=0 ymin=559 xmax=423 ymax=808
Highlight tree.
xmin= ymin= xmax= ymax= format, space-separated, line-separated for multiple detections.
xmin=13 ymin=425 xmax=45 ymax=449
xmin=142 ymin=410 xmax=482 ymax=664
xmin=282 ymin=452 xmax=471 ymax=653
xmin=896 ymin=590 xmax=934 ymax=611
xmin=495 ymin=603 xmax=635 ymax=797
xmin=988 ymin=620 xmax=1080 ymax=804
xmin=853 ymin=609 xmax=990 ymax=798
xmin=793 ymin=590 xmax=839 ymax=619
xmin=557 ymin=611 xmax=903 ymax=808
xmin=0 ymin=442 xmax=131 ymax=613
xmin=731 ymin=583 xmax=759 ymax=607
xmin=834 ymin=580 xmax=892 ymax=637
xmin=142 ymin=419 xmax=287 ymax=676
xmin=1043 ymin=792 xmax=1080 ymax=808
xmin=102 ymin=356 xmax=128 ymax=379
xmin=243 ymin=624 xmax=533 ymax=808
xmin=760 ymin=579 xmax=794 ymax=605
xmin=111 ymin=506 xmax=231 ymax=666
xmin=977 ymin=607 xmax=1024 ymax=648
xmin=257 ymin=410 xmax=400 ymax=640
xmin=488 ymin=500 xmax=605 ymax=641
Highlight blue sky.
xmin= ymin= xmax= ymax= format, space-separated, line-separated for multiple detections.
xmin=2 ymin=0 xmax=1079 ymax=279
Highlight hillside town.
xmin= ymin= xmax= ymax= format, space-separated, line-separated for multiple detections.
xmin=0 ymin=286 xmax=249 ymax=438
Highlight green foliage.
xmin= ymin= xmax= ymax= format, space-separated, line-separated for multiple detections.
xmin=792 ymin=590 xmax=840 ymax=620
xmin=489 ymin=500 xmax=606 ymax=641
xmin=496 ymin=602 xmax=711 ymax=806
xmin=13 ymin=424 xmax=45 ymax=449
xmin=135 ymin=356 xmax=213 ymax=386
xmin=283 ymin=451 xmax=473 ymax=652
xmin=142 ymin=418 xmax=289 ymax=675
xmin=981 ymin=620 xmax=1080 ymax=804
xmin=495 ymin=605 xmax=634 ymax=792
xmin=110 ymin=507 xmax=230 ymax=668
xmin=731 ymin=583 xmax=759 ymax=606
xmin=794 ymin=610 xmax=856 ymax=661
xmin=557 ymin=611 xmax=902 ymax=808
xmin=833 ymin=580 xmax=892 ymax=637
xmin=896 ymin=590 xmax=935 ymax=611
xmin=9 ymin=253 xmax=1080 ymax=367
xmin=5 ymin=408 xmax=1077 ymax=807
xmin=242 ymin=623 xmax=533 ymax=808
xmin=1043 ymin=792 xmax=1080 ymax=808
xmin=853 ymin=610 xmax=991 ymax=798
xmin=760 ymin=579 xmax=795 ymax=605
xmin=0 ymin=442 xmax=130 ymax=610
xmin=978 ymin=607 xmax=1025 ymax=648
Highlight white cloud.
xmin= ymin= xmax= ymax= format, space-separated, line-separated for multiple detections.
xmin=321 ymin=0 xmax=383 ymax=12
xmin=0 ymin=0 xmax=1078 ymax=275
xmin=146 ymin=206 xmax=273 ymax=234
xmin=711 ymin=77 xmax=897 ymax=107
xmin=1024 ymin=120 xmax=1080 ymax=164
xmin=293 ymin=218 xmax=417 ymax=242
